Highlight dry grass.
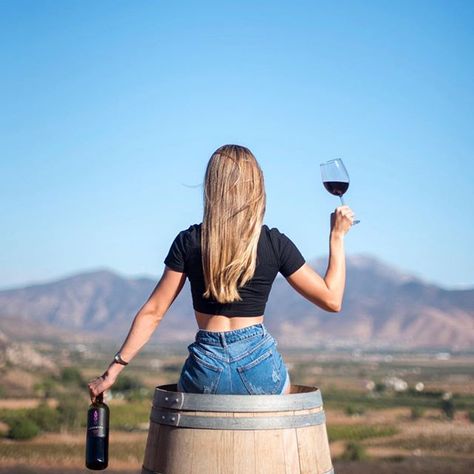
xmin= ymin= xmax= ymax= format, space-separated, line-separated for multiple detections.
xmin=334 ymin=456 xmax=474 ymax=474
xmin=0 ymin=433 xmax=146 ymax=470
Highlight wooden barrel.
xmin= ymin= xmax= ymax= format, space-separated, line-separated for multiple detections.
xmin=142 ymin=383 xmax=334 ymax=474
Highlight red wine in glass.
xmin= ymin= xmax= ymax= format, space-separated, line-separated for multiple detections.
xmin=323 ymin=181 xmax=349 ymax=197
xmin=320 ymin=159 xmax=360 ymax=224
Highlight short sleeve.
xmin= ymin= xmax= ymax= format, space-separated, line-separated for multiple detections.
xmin=164 ymin=230 xmax=188 ymax=272
xmin=278 ymin=232 xmax=306 ymax=277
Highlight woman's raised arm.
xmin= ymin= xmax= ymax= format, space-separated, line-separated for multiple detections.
xmin=88 ymin=266 xmax=186 ymax=402
xmin=285 ymin=205 xmax=354 ymax=313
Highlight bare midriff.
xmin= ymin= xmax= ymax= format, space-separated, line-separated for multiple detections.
xmin=194 ymin=311 xmax=264 ymax=332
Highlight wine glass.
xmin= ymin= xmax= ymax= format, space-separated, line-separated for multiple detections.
xmin=320 ymin=158 xmax=360 ymax=225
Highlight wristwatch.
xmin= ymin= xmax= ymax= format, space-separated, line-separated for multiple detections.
xmin=113 ymin=352 xmax=129 ymax=366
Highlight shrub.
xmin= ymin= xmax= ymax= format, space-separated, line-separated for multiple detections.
xmin=8 ymin=418 xmax=40 ymax=440
xmin=410 ymin=406 xmax=425 ymax=420
xmin=468 ymin=410 xmax=474 ymax=423
xmin=30 ymin=403 xmax=61 ymax=432
xmin=59 ymin=367 xmax=84 ymax=386
xmin=34 ymin=377 xmax=58 ymax=398
xmin=125 ymin=388 xmax=152 ymax=402
xmin=328 ymin=424 xmax=397 ymax=442
xmin=110 ymin=400 xmax=150 ymax=431
xmin=374 ymin=382 xmax=386 ymax=393
xmin=113 ymin=374 xmax=145 ymax=392
xmin=345 ymin=404 xmax=365 ymax=416
xmin=341 ymin=442 xmax=368 ymax=461
xmin=441 ymin=398 xmax=455 ymax=420
xmin=57 ymin=395 xmax=86 ymax=430
xmin=0 ymin=409 xmax=29 ymax=427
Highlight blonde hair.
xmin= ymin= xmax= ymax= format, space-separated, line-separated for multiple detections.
xmin=201 ymin=144 xmax=266 ymax=303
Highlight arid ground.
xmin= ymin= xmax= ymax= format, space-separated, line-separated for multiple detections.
xmin=1 ymin=343 xmax=473 ymax=473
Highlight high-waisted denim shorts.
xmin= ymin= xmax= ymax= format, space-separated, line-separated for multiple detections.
xmin=177 ymin=323 xmax=290 ymax=395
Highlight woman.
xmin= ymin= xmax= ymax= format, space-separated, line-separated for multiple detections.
xmin=88 ymin=144 xmax=354 ymax=401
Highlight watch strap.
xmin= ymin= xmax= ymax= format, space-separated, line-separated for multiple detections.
xmin=114 ymin=352 xmax=129 ymax=366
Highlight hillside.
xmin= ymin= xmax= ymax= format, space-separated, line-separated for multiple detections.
xmin=0 ymin=256 xmax=473 ymax=350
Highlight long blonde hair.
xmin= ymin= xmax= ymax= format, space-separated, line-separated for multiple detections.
xmin=201 ymin=144 xmax=266 ymax=303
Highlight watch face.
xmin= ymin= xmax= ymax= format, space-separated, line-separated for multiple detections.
xmin=115 ymin=354 xmax=127 ymax=365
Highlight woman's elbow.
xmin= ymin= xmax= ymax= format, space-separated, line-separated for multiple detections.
xmin=309 ymin=297 xmax=341 ymax=313
xmin=320 ymin=298 xmax=342 ymax=313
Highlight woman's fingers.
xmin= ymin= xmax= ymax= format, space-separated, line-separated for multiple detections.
xmin=88 ymin=376 xmax=105 ymax=403
xmin=335 ymin=207 xmax=353 ymax=221
xmin=88 ymin=376 xmax=103 ymax=393
xmin=331 ymin=206 xmax=356 ymax=234
xmin=335 ymin=205 xmax=352 ymax=215
xmin=337 ymin=206 xmax=354 ymax=215
xmin=88 ymin=372 xmax=117 ymax=403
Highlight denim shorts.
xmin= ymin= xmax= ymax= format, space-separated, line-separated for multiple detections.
xmin=177 ymin=323 xmax=290 ymax=395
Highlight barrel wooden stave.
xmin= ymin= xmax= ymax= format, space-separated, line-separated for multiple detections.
xmin=233 ymin=411 xmax=256 ymax=472
xmin=142 ymin=384 xmax=334 ymax=474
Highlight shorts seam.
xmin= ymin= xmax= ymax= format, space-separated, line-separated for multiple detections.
xmin=230 ymin=334 xmax=274 ymax=362
xmin=237 ymin=351 xmax=282 ymax=395
xmin=192 ymin=345 xmax=229 ymax=363
xmin=196 ymin=328 xmax=265 ymax=346
xmin=236 ymin=348 xmax=272 ymax=372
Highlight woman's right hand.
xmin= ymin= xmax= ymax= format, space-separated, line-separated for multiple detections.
xmin=330 ymin=205 xmax=355 ymax=237
xmin=88 ymin=370 xmax=117 ymax=404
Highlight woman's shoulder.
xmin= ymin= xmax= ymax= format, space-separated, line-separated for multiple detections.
xmin=175 ymin=223 xmax=201 ymax=245
xmin=261 ymin=224 xmax=305 ymax=274
xmin=261 ymin=224 xmax=299 ymax=250
xmin=261 ymin=224 xmax=289 ymax=248
xmin=175 ymin=222 xmax=201 ymax=233
xmin=186 ymin=223 xmax=202 ymax=233
xmin=261 ymin=223 xmax=285 ymax=238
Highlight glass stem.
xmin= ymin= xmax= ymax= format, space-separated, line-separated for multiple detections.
xmin=340 ymin=195 xmax=345 ymax=205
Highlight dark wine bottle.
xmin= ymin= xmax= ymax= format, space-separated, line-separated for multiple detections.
xmin=85 ymin=393 xmax=109 ymax=470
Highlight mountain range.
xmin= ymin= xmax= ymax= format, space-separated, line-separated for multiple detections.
xmin=0 ymin=255 xmax=473 ymax=350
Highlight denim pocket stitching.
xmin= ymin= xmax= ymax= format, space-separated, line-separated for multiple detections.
xmin=236 ymin=349 xmax=282 ymax=395
xmin=231 ymin=334 xmax=274 ymax=363
xmin=182 ymin=353 xmax=224 ymax=394
xmin=228 ymin=331 xmax=263 ymax=344
xmin=192 ymin=342 xmax=229 ymax=363
xmin=191 ymin=344 xmax=229 ymax=363
xmin=190 ymin=350 xmax=224 ymax=372
xmin=236 ymin=348 xmax=273 ymax=372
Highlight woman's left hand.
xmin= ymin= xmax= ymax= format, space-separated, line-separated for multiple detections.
xmin=88 ymin=371 xmax=117 ymax=403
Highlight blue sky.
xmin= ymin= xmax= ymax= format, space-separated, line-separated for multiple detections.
xmin=1 ymin=0 xmax=473 ymax=290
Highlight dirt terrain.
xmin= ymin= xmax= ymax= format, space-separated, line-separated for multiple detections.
xmin=1 ymin=348 xmax=473 ymax=473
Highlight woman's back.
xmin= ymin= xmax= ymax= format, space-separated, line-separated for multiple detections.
xmin=87 ymin=143 xmax=354 ymax=401
xmin=164 ymin=223 xmax=306 ymax=317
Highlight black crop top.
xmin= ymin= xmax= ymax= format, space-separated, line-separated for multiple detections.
xmin=164 ymin=223 xmax=306 ymax=316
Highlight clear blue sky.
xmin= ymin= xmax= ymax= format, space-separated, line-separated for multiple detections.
xmin=1 ymin=1 xmax=473 ymax=290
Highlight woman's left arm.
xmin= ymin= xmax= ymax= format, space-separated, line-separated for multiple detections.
xmin=88 ymin=266 xmax=186 ymax=402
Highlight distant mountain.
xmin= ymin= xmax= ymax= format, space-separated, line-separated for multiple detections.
xmin=0 ymin=256 xmax=473 ymax=350
xmin=266 ymin=255 xmax=474 ymax=350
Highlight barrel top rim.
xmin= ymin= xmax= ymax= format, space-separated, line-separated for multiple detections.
xmin=152 ymin=383 xmax=324 ymax=412
xmin=155 ymin=383 xmax=321 ymax=396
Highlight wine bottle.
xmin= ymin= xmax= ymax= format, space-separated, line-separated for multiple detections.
xmin=85 ymin=393 xmax=109 ymax=470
